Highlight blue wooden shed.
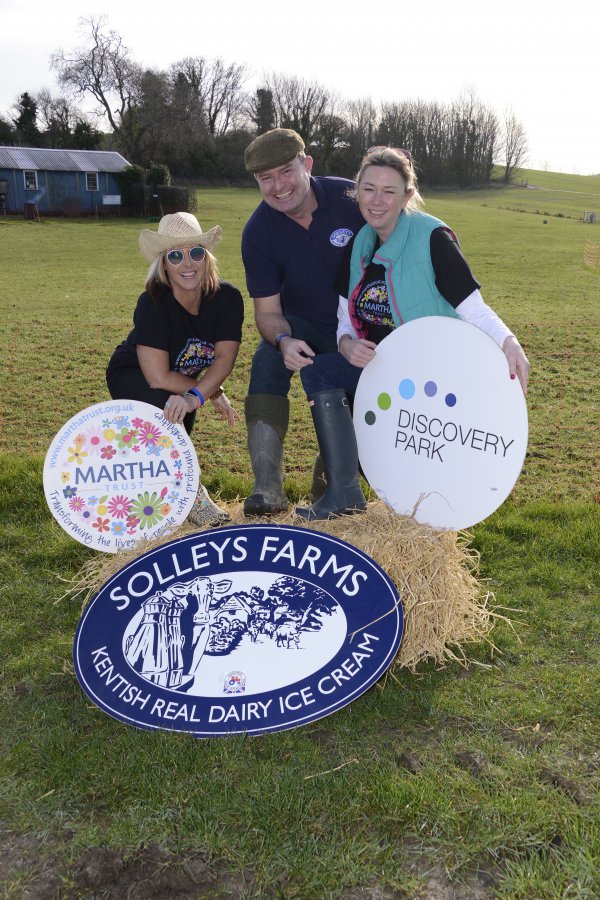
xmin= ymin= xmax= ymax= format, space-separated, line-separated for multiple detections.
xmin=0 ymin=146 xmax=131 ymax=216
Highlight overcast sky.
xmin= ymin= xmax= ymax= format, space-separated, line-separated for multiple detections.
xmin=2 ymin=0 xmax=599 ymax=175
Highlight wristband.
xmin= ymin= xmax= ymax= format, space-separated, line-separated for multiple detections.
xmin=275 ymin=333 xmax=292 ymax=351
xmin=184 ymin=387 xmax=204 ymax=408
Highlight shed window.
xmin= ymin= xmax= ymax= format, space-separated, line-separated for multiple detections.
xmin=24 ymin=170 xmax=38 ymax=191
xmin=86 ymin=172 xmax=99 ymax=191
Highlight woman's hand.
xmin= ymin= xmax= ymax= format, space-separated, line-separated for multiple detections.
xmin=339 ymin=335 xmax=377 ymax=368
xmin=210 ymin=391 xmax=238 ymax=426
xmin=502 ymin=335 xmax=530 ymax=396
xmin=163 ymin=392 xmax=197 ymax=425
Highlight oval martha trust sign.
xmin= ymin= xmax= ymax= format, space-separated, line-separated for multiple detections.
xmin=353 ymin=318 xmax=528 ymax=530
xmin=73 ymin=525 xmax=403 ymax=736
xmin=43 ymin=400 xmax=199 ymax=552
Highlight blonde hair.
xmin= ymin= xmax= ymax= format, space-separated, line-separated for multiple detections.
xmin=145 ymin=248 xmax=220 ymax=300
xmin=355 ymin=147 xmax=424 ymax=212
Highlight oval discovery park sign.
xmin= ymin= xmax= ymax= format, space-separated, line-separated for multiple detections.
xmin=73 ymin=525 xmax=404 ymax=736
xmin=43 ymin=400 xmax=199 ymax=552
xmin=353 ymin=318 xmax=528 ymax=530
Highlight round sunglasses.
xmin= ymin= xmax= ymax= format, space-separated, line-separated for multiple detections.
xmin=166 ymin=246 xmax=206 ymax=266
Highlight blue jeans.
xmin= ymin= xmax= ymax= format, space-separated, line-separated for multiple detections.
xmin=300 ymin=351 xmax=362 ymax=399
xmin=248 ymin=316 xmax=337 ymax=396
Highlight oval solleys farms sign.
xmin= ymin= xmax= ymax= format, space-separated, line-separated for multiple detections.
xmin=44 ymin=400 xmax=199 ymax=553
xmin=73 ymin=525 xmax=404 ymax=736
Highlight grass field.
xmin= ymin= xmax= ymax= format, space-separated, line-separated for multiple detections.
xmin=0 ymin=176 xmax=599 ymax=898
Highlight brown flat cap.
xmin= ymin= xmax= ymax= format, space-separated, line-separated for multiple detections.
xmin=244 ymin=128 xmax=305 ymax=173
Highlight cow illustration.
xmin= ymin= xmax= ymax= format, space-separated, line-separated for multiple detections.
xmin=275 ymin=622 xmax=301 ymax=649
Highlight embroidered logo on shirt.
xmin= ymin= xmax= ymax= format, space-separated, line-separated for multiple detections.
xmin=330 ymin=228 xmax=353 ymax=248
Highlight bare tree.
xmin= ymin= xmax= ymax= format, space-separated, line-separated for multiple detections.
xmin=500 ymin=109 xmax=528 ymax=184
xmin=50 ymin=15 xmax=142 ymax=156
xmin=168 ymin=57 xmax=248 ymax=137
xmin=344 ymin=97 xmax=378 ymax=165
xmin=263 ymin=73 xmax=330 ymax=145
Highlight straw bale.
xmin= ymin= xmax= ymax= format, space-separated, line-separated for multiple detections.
xmin=61 ymin=499 xmax=501 ymax=671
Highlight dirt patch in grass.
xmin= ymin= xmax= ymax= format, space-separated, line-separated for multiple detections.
xmin=0 ymin=831 xmax=255 ymax=899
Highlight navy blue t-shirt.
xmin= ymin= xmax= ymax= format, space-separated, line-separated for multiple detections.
xmin=241 ymin=176 xmax=365 ymax=339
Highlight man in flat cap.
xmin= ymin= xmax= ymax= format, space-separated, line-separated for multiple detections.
xmin=241 ymin=128 xmax=364 ymax=516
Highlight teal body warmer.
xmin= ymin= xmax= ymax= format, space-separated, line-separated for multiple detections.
xmin=348 ymin=211 xmax=461 ymax=333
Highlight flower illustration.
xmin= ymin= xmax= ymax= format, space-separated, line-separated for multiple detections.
xmin=60 ymin=472 xmax=70 ymax=483
xmin=159 ymin=436 xmax=172 ymax=448
xmin=159 ymin=503 xmax=172 ymax=516
xmin=63 ymin=485 xmax=76 ymax=499
xmin=127 ymin=527 xmax=137 ymax=535
xmin=132 ymin=417 xmax=144 ymax=428
xmin=132 ymin=444 xmax=141 ymax=452
xmin=103 ymin=419 xmax=112 ymax=427
xmin=168 ymin=491 xmax=179 ymax=502
xmin=74 ymin=433 xmax=86 ymax=449
xmin=88 ymin=496 xmax=99 ymax=506
xmin=107 ymin=495 xmax=132 ymax=519
xmin=126 ymin=514 xmax=141 ymax=529
xmin=92 ymin=517 xmax=110 ymax=533
xmin=83 ymin=426 xmax=105 ymax=457
xmin=111 ymin=521 xmax=127 ymax=536
xmin=116 ymin=427 xmax=138 ymax=449
xmin=101 ymin=445 xmax=116 ymax=460
xmin=130 ymin=492 xmax=164 ymax=528
xmin=67 ymin=446 xmax=88 ymax=465
xmin=170 ymin=449 xmax=180 ymax=459
xmin=69 ymin=496 xmax=84 ymax=512
xmin=103 ymin=427 xmax=116 ymax=441
xmin=138 ymin=422 xmax=161 ymax=447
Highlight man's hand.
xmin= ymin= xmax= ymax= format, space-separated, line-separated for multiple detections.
xmin=279 ymin=336 xmax=315 ymax=371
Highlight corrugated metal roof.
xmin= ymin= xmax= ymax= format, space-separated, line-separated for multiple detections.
xmin=0 ymin=146 xmax=131 ymax=172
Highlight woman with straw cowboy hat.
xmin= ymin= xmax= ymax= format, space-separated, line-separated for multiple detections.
xmin=106 ymin=211 xmax=244 ymax=527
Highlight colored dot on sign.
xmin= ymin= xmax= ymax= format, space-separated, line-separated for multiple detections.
xmin=377 ymin=392 xmax=391 ymax=410
xmin=144 ymin=506 xmax=154 ymax=515
xmin=445 ymin=393 xmax=457 ymax=407
xmin=365 ymin=411 xmax=376 ymax=426
xmin=424 ymin=381 xmax=437 ymax=397
xmin=399 ymin=378 xmax=415 ymax=399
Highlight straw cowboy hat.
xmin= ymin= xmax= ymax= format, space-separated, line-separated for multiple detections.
xmin=139 ymin=212 xmax=222 ymax=262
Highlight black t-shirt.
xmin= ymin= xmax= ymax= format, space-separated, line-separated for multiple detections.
xmin=108 ymin=281 xmax=244 ymax=378
xmin=335 ymin=228 xmax=480 ymax=344
xmin=107 ymin=281 xmax=244 ymax=377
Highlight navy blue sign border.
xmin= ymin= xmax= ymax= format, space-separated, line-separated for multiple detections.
xmin=74 ymin=524 xmax=403 ymax=737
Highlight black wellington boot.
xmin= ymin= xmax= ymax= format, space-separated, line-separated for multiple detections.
xmin=296 ymin=389 xmax=366 ymax=520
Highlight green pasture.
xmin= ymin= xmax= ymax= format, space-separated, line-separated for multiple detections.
xmin=0 ymin=180 xmax=599 ymax=897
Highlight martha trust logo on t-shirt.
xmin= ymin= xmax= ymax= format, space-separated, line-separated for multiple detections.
xmin=175 ymin=338 xmax=214 ymax=375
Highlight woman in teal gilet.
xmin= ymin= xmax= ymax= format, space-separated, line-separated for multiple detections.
xmin=296 ymin=147 xmax=530 ymax=521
